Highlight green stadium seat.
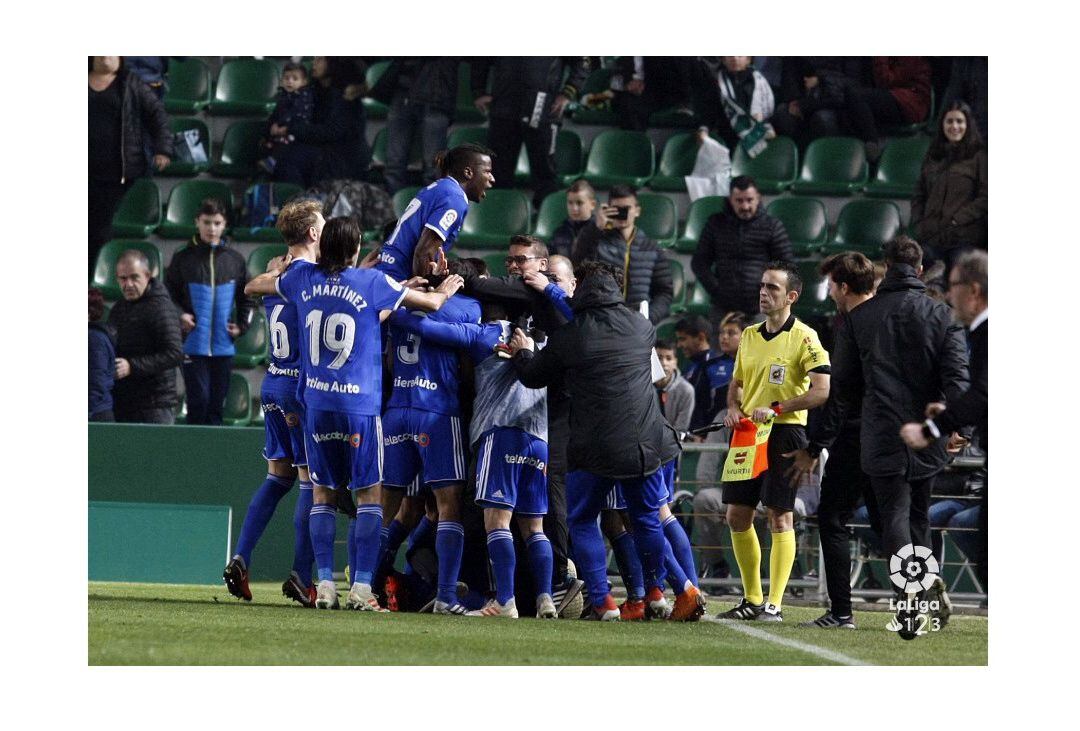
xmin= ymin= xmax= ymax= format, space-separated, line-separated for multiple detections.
xmin=515 ymin=130 xmax=585 ymax=187
xmin=684 ymin=281 xmax=712 ymax=316
xmin=790 ymin=137 xmax=868 ymax=196
xmin=222 ymin=373 xmax=252 ymax=426
xmin=637 ymin=193 xmax=677 ymax=248
xmin=827 ymin=199 xmax=903 ymax=257
xmin=732 ymin=135 xmax=799 ymax=194
xmin=793 ymin=259 xmax=835 ymax=319
xmin=447 ymin=126 xmax=488 ymax=148
xmin=362 ymin=61 xmax=392 ymax=120
xmin=161 ymin=117 xmax=211 ymax=176
xmin=164 ymin=58 xmax=212 ymax=114
xmin=210 ymin=120 xmax=265 ymax=178
xmin=583 ymin=130 xmax=655 ymax=188
xmin=157 ymin=180 xmax=234 ymax=239
xmin=655 ymin=317 xmax=678 ymax=343
xmin=668 ymin=258 xmax=686 ymax=314
xmin=370 ymin=127 xmax=422 ymax=171
xmin=232 ymin=183 xmax=305 ymax=242
xmin=533 ymin=189 xmax=569 ymax=241
xmin=251 ymin=396 xmax=265 ymax=426
xmin=456 ymin=62 xmax=487 ymax=124
xmin=209 ymin=59 xmax=278 ymax=116
xmin=570 ymin=67 xmax=619 ymax=126
xmin=391 ymin=186 xmax=422 ymax=218
xmin=246 ymin=244 xmax=289 ymax=279
xmin=675 ymin=196 xmax=725 ymax=253
xmin=456 ymin=189 xmax=532 ymax=249
xmin=482 ymin=253 xmax=509 ymax=278
xmin=766 ymin=197 xmax=829 ymax=257
xmin=650 ymin=133 xmax=698 ymax=192
xmin=110 ymin=178 xmax=161 ymax=238
xmin=865 ymin=136 xmax=932 ymax=199
xmin=91 ymin=240 xmax=163 ymax=300
xmin=233 ymin=308 xmax=269 ymax=368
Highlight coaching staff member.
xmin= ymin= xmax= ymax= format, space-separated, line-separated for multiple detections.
xmin=832 ymin=236 xmax=969 ymax=590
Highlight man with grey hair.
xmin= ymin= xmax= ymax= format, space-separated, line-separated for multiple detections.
xmin=106 ymin=250 xmax=183 ymax=424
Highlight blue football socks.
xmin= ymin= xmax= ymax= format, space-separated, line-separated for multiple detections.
xmin=486 ymin=529 xmax=516 ymax=605
xmin=611 ymin=530 xmax=646 ymax=600
xmin=352 ymin=504 xmax=383 ymax=587
xmin=435 ymin=521 xmax=465 ymax=604
xmin=235 ymin=474 xmax=294 ymax=566
xmin=405 ymin=515 xmax=436 ymax=576
xmin=309 ymin=503 xmax=338 ymax=582
xmin=291 ymin=481 xmax=314 ymax=586
xmin=525 ymin=532 xmax=554 ymax=598
xmin=663 ymin=514 xmax=699 ymax=589
xmin=381 ymin=519 xmax=409 ymax=571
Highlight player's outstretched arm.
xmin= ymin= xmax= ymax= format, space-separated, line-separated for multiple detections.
xmin=399 ymin=274 xmax=464 ymax=312
xmin=244 ymin=254 xmax=290 ymax=296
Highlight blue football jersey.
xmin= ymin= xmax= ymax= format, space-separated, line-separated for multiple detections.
xmin=387 ymin=294 xmax=480 ymax=416
xmin=377 ymin=178 xmax=469 ymax=280
xmin=262 ymin=293 xmax=303 ymax=394
xmin=277 ymin=263 xmax=407 ymax=415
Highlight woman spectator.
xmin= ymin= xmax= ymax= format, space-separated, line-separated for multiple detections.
xmin=843 ymin=56 xmax=931 ymax=162
xmin=88 ymin=56 xmax=173 ymax=275
xmin=89 ymin=288 xmax=116 ymax=422
xmin=910 ymin=101 xmax=988 ymax=273
xmin=272 ymin=56 xmax=371 ymax=187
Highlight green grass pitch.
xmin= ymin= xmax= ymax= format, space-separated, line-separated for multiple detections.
xmin=88 ymin=582 xmax=987 ymax=666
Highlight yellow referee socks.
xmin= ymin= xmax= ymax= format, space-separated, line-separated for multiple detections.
xmin=730 ymin=526 xmax=764 ymax=605
xmin=768 ymin=529 xmax=797 ymax=608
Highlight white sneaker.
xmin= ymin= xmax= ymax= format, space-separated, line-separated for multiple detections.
xmin=315 ymin=580 xmax=339 ymax=609
xmin=433 ymin=599 xmax=470 ymax=615
xmin=346 ymin=583 xmax=388 ymax=612
xmin=466 ymin=598 xmax=519 ymax=618
xmin=536 ymin=593 xmax=557 ymax=619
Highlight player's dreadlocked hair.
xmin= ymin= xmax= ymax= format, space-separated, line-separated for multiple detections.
xmin=434 ymin=143 xmax=494 ymax=179
xmin=317 ymin=217 xmax=362 ymax=278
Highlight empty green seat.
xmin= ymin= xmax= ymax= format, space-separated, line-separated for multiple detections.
xmin=583 ymin=130 xmax=655 ymax=188
xmin=447 ymin=126 xmax=488 ymax=148
xmin=650 ymin=133 xmax=698 ymax=192
xmin=246 ymin=244 xmax=289 ymax=279
xmin=223 ymin=373 xmax=252 ymax=426
xmin=456 ymin=189 xmax=532 ymax=249
xmin=790 ymin=137 xmax=868 ymax=196
xmin=570 ymin=67 xmax=619 ymax=126
xmin=392 ymin=186 xmax=422 ymax=217
xmin=232 ymin=183 xmax=305 ymax=242
xmin=684 ymin=281 xmax=712 ymax=316
xmin=668 ymin=258 xmax=686 ymax=313
xmin=209 ymin=59 xmax=279 ymax=116
xmin=161 ymin=117 xmax=211 ymax=176
xmin=828 ymin=199 xmax=903 ymax=256
xmin=164 ymin=58 xmax=212 ymax=114
xmin=637 ymin=193 xmax=677 ymax=248
xmin=766 ymin=197 xmax=829 ymax=257
xmin=456 ymin=62 xmax=487 ymax=124
xmin=533 ymin=189 xmax=569 ymax=241
xmin=233 ymin=308 xmax=269 ymax=368
xmin=111 ymin=178 xmax=161 ymax=238
xmin=210 ymin=120 xmax=265 ymax=178
xmin=514 ymin=129 xmax=585 ymax=187
xmin=157 ymin=180 xmax=234 ymax=239
xmin=362 ymin=61 xmax=392 ymax=120
xmin=482 ymin=253 xmax=508 ymax=278
xmin=732 ymin=135 xmax=798 ymax=194
xmin=793 ymin=259 xmax=834 ymax=319
xmin=91 ymin=240 xmax=163 ymax=299
xmin=675 ymin=196 xmax=726 ymax=253
xmin=865 ymin=136 xmax=932 ymax=199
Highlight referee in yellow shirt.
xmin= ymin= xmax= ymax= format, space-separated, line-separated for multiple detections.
xmin=717 ymin=261 xmax=831 ymax=622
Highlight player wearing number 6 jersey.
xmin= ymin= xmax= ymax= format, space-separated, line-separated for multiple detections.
xmin=247 ymin=216 xmax=465 ymax=611
xmin=225 ymin=200 xmax=324 ymax=607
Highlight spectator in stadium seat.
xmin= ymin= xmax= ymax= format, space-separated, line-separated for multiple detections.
xmin=107 ymin=250 xmax=183 ymax=425
xmin=272 ymin=56 xmax=371 ymax=188
xmin=691 ymin=175 xmax=792 ymax=330
xmin=610 ymin=57 xmax=698 ymax=131
xmin=88 ymin=56 xmax=173 ymax=275
xmin=674 ymin=315 xmax=729 ymax=433
xmin=550 ymin=180 xmax=596 ymax=259
xmin=770 ymin=57 xmax=865 ymax=150
xmin=571 ymin=184 xmax=673 ymax=324
xmin=165 ymin=198 xmax=254 ymax=426
xmin=842 ymin=56 xmax=932 ymax=163
xmin=712 ymin=57 xmax=777 ymax=156
xmin=89 ymin=288 xmax=115 ymax=422
xmin=654 ymin=339 xmax=694 ymax=434
xmin=910 ymin=101 xmax=988 ymax=276
xmin=257 ymin=62 xmax=316 ymax=176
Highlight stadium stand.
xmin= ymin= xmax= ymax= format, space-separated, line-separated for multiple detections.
xmin=157 ymin=180 xmax=234 ymax=239
xmin=210 ymin=120 xmax=265 ymax=178
xmin=731 ymin=135 xmax=799 ymax=194
xmin=827 ymin=199 xmax=904 ymax=256
xmin=766 ymin=197 xmax=829 ymax=257
xmin=110 ymin=179 xmax=162 ymax=238
xmin=650 ymin=132 xmax=698 ymax=192
xmin=209 ymin=58 xmax=279 ymax=116
xmin=162 ymin=118 xmax=212 ymax=176
xmin=583 ymin=130 xmax=655 ymax=188
xmin=163 ymin=58 xmax=212 ymax=114
xmin=455 ymin=189 xmax=532 ymax=249
xmin=790 ymin=136 xmax=869 ymax=196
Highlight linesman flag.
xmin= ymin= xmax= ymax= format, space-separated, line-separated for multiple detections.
xmin=721 ymin=418 xmax=773 ymax=481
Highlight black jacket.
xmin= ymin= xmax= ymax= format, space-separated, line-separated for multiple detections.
xmin=107 ymin=278 xmax=183 ymax=410
xmin=911 ymin=148 xmax=988 ymax=252
xmin=93 ymin=66 xmax=174 ymax=183
xmin=471 ymin=57 xmax=591 ymax=124
xmin=550 ymin=218 xmax=590 ymax=259
xmin=513 ymin=270 xmax=680 ymax=479
xmin=691 ymin=200 xmax=792 ymax=315
xmin=368 ymin=57 xmax=460 ymax=116
xmin=832 ymin=264 xmax=970 ymax=479
xmin=572 ymin=223 xmax=673 ymax=324
xmin=935 ymin=318 xmax=987 ymax=451
xmin=88 ymin=322 xmax=115 ymax=417
xmin=289 ymin=84 xmax=370 ymax=181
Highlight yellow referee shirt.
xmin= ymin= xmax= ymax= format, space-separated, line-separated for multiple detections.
xmin=733 ymin=315 xmax=830 ymax=426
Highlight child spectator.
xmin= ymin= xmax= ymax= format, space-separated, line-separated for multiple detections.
xmin=259 ymin=62 xmax=316 ymax=174
xmin=654 ymin=339 xmax=694 ymax=433
xmin=549 ymin=179 xmax=596 ymax=258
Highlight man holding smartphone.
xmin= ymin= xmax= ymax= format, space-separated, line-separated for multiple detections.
xmin=570 ymin=184 xmax=673 ymax=325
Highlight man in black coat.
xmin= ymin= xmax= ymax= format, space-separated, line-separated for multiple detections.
xmin=902 ymin=249 xmax=988 ymax=589
xmin=691 ymin=175 xmax=792 ymax=331
xmin=510 ymin=262 xmax=706 ymax=622
xmin=107 ymin=250 xmax=183 ymax=424
xmin=831 ymin=236 xmax=969 ymax=609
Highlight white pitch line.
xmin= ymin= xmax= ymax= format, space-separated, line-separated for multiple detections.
xmin=703 ymin=618 xmax=867 ymax=666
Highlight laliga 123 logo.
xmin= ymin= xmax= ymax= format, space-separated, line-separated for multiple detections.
xmin=886 ymin=543 xmax=943 ymax=638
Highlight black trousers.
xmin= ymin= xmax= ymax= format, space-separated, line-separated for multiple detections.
xmin=114 ymin=404 xmax=175 ymax=425
xmin=487 ymin=114 xmax=559 ymax=209
xmin=183 ymin=356 xmax=233 ymax=426
xmin=977 ymin=470 xmax=988 ymax=591
xmin=817 ymin=433 xmax=880 ymax=617
xmin=842 ymin=87 xmax=905 ymax=143
xmin=543 ymin=402 xmax=570 ymax=583
xmin=869 ymin=472 xmax=935 ymax=578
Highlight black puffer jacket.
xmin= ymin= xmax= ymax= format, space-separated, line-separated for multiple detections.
xmin=691 ymin=200 xmax=792 ymax=315
xmin=368 ymin=57 xmax=459 ymax=116
xmin=513 ymin=269 xmax=680 ymax=479
xmin=107 ymin=278 xmax=183 ymax=411
xmin=109 ymin=66 xmax=174 ymax=182
xmin=571 ymin=223 xmax=673 ymax=324
xmin=471 ymin=57 xmax=591 ymax=124
xmin=831 ymin=264 xmax=970 ymax=480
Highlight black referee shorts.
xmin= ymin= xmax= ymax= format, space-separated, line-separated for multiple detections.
xmin=722 ymin=424 xmax=808 ymax=512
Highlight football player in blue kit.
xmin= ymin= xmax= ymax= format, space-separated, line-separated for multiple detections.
xmin=225 ymin=200 xmax=325 ymax=607
xmin=389 ymin=298 xmax=557 ymax=619
xmin=376 ymin=143 xmax=494 ymax=281
xmin=246 ymin=217 xmax=464 ymax=610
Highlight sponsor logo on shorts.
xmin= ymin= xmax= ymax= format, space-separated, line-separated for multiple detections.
xmin=491 ymin=489 xmax=505 ymax=499
xmin=768 ymin=364 xmax=786 ymax=385
xmin=350 ymin=433 xmax=362 ymax=448
xmin=505 ymin=454 xmax=547 ymax=473
xmin=311 ymin=431 xmax=358 ymax=445
xmin=417 ymin=433 xmax=430 ymax=447
xmin=384 ymin=432 xmax=413 ymax=446
xmin=285 ymin=412 xmax=300 ymax=427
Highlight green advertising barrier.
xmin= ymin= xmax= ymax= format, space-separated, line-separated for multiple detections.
xmin=88 ymin=423 xmax=349 ymax=581
xmin=89 ymin=502 xmax=231 ymax=584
